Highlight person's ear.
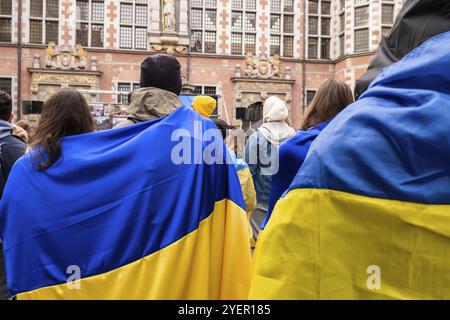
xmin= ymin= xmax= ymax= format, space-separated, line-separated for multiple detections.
xmin=8 ymin=113 xmax=14 ymax=123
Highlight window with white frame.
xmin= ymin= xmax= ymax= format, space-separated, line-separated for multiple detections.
xmin=354 ymin=0 xmax=369 ymax=53
xmin=381 ymin=0 xmax=394 ymax=37
xmin=270 ymin=0 xmax=294 ymax=57
xmin=190 ymin=0 xmax=217 ymax=54
xmin=76 ymin=0 xmax=104 ymax=48
xmin=30 ymin=0 xmax=59 ymax=44
xmin=117 ymin=82 xmax=139 ymax=104
xmin=119 ymin=0 xmax=148 ymax=50
xmin=194 ymin=85 xmax=217 ymax=96
xmin=231 ymin=0 xmax=257 ymax=55
xmin=0 ymin=0 xmax=12 ymax=43
xmin=307 ymin=0 xmax=331 ymax=59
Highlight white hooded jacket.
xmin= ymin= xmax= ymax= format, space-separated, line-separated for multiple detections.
xmin=258 ymin=96 xmax=295 ymax=146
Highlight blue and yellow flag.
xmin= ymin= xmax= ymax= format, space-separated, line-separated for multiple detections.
xmin=250 ymin=31 xmax=450 ymax=300
xmin=0 ymin=105 xmax=252 ymax=300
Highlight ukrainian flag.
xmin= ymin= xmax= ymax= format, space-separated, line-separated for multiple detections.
xmin=250 ymin=31 xmax=450 ymax=300
xmin=0 ymin=105 xmax=252 ymax=300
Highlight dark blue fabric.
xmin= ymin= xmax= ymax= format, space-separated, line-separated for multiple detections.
xmin=0 ymin=134 xmax=26 ymax=300
xmin=0 ymin=135 xmax=27 ymax=198
xmin=264 ymin=120 xmax=330 ymax=228
xmin=291 ymin=31 xmax=450 ymax=205
xmin=0 ymin=105 xmax=244 ymax=296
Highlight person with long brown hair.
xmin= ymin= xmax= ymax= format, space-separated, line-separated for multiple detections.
xmin=264 ymin=79 xmax=354 ymax=226
xmin=301 ymin=79 xmax=354 ymax=131
xmin=30 ymin=88 xmax=94 ymax=170
xmin=0 ymin=80 xmax=253 ymax=299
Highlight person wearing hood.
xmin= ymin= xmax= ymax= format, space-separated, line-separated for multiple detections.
xmin=0 ymin=91 xmax=27 ymax=300
xmin=192 ymin=96 xmax=217 ymax=119
xmin=12 ymin=125 xmax=28 ymax=144
xmin=13 ymin=120 xmax=30 ymax=144
xmin=244 ymin=96 xmax=295 ymax=242
xmin=355 ymin=0 xmax=450 ymax=98
xmin=264 ymin=80 xmax=354 ymax=227
xmin=114 ymin=54 xmax=183 ymax=128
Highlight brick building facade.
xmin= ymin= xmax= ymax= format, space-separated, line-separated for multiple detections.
xmin=0 ymin=0 xmax=404 ymax=129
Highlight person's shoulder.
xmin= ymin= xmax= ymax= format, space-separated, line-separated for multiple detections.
xmin=0 ymin=135 xmax=27 ymax=150
xmin=282 ymin=129 xmax=317 ymax=148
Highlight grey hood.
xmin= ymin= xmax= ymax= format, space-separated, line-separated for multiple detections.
xmin=0 ymin=120 xmax=13 ymax=140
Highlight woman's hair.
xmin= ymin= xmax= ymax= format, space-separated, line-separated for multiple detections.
xmin=301 ymin=79 xmax=354 ymax=131
xmin=30 ymin=88 xmax=94 ymax=170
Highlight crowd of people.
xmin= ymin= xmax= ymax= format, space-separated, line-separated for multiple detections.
xmin=0 ymin=0 xmax=449 ymax=300
xmin=0 ymin=50 xmax=357 ymax=299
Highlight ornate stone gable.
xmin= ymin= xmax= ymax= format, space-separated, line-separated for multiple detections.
xmin=29 ymin=44 xmax=103 ymax=103
xmin=231 ymin=54 xmax=295 ymax=127
xmin=41 ymin=42 xmax=96 ymax=71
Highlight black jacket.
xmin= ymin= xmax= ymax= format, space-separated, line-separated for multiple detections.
xmin=355 ymin=0 xmax=450 ymax=98
xmin=0 ymin=130 xmax=27 ymax=300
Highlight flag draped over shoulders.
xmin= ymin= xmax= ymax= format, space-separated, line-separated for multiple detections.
xmin=265 ymin=120 xmax=331 ymax=227
xmin=0 ymin=105 xmax=252 ymax=300
xmin=250 ymin=31 xmax=450 ymax=300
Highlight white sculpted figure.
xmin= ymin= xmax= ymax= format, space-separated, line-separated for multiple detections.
xmin=163 ymin=0 xmax=176 ymax=32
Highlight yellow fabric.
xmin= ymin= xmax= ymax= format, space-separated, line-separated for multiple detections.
xmin=250 ymin=189 xmax=450 ymax=300
xmin=237 ymin=168 xmax=256 ymax=216
xmin=237 ymin=168 xmax=256 ymax=245
xmin=192 ymin=96 xmax=217 ymax=118
xmin=18 ymin=199 xmax=252 ymax=300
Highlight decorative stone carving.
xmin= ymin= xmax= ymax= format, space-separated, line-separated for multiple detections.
xmin=30 ymin=46 xmax=103 ymax=104
xmin=75 ymin=44 xmax=87 ymax=69
xmin=244 ymin=53 xmax=258 ymax=78
xmin=231 ymin=76 xmax=296 ymax=124
xmin=31 ymin=84 xmax=39 ymax=95
xmin=234 ymin=64 xmax=242 ymax=78
xmin=243 ymin=53 xmax=282 ymax=79
xmin=43 ymin=42 xmax=90 ymax=70
xmin=45 ymin=42 xmax=57 ymax=68
xmin=31 ymin=72 xmax=98 ymax=85
xmin=152 ymin=44 xmax=186 ymax=55
xmin=285 ymin=66 xmax=292 ymax=80
xmin=91 ymin=56 xmax=98 ymax=71
xmin=260 ymin=91 xmax=268 ymax=100
xmin=33 ymin=54 xmax=40 ymax=69
xmin=162 ymin=0 xmax=176 ymax=32
xmin=271 ymin=54 xmax=281 ymax=78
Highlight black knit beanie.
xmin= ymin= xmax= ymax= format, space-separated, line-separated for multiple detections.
xmin=139 ymin=54 xmax=182 ymax=95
